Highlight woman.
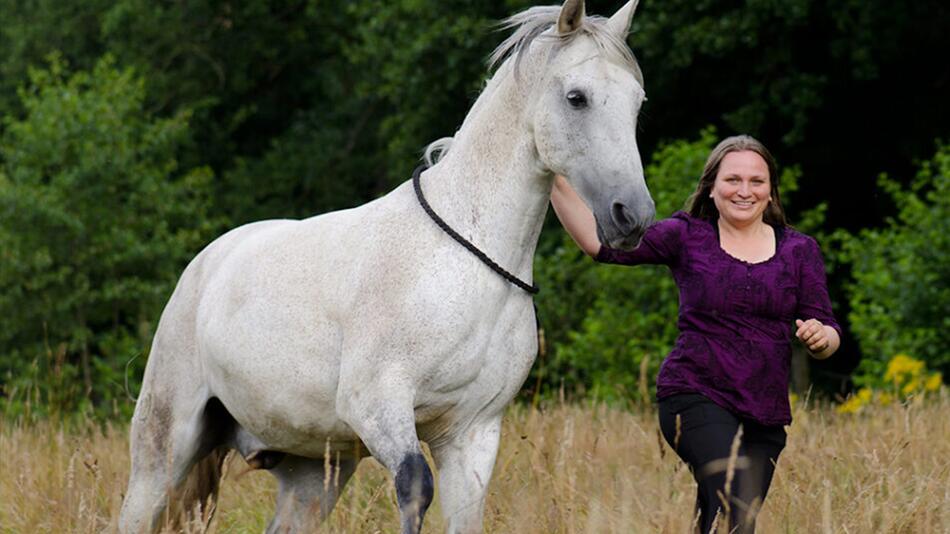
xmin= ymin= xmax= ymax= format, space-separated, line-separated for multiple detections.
xmin=550 ymin=135 xmax=840 ymax=533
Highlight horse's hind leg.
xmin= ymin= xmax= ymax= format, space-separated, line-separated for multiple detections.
xmin=119 ymin=392 xmax=229 ymax=533
xmin=265 ymin=454 xmax=357 ymax=534
xmin=119 ymin=351 xmax=229 ymax=532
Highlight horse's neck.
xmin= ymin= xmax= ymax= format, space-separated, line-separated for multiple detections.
xmin=421 ymin=74 xmax=550 ymax=282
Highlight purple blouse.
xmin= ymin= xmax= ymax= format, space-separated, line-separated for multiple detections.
xmin=596 ymin=211 xmax=840 ymax=426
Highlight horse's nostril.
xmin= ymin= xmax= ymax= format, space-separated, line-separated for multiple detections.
xmin=611 ymin=201 xmax=635 ymax=232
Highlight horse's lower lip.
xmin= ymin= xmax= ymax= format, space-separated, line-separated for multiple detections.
xmin=606 ymin=229 xmax=645 ymax=251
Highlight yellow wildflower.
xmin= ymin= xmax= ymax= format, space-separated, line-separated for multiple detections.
xmin=836 ymin=396 xmax=862 ymax=414
xmin=901 ymin=380 xmax=918 ymax=397
xmin=841 ymin=355 xmax=941 ymax=414
xmin=878 ymin=391 xmax=893 ymax=406
xmin=925 ymin=372 xmax=943 ymax=392
xmin=884 ymin=354 xmax=929 ymax=391
xmin=838 ymin=388 xmax=872 ymax=414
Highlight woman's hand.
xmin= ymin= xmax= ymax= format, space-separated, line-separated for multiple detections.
xmin=795 ymin=318 xmax=840 ymax=359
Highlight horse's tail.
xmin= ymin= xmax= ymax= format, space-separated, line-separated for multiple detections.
xmin=160 ymin=448 xmax=228 ymax=533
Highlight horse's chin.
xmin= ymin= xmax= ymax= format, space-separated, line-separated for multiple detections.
xmin=599 ymin=225 xmax=645 ymax=251
xmin=607 ymin=234 xmax=644 ymax=251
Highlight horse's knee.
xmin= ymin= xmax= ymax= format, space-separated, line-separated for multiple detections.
xmin=395 ymin=452 xmax=434 ymax=531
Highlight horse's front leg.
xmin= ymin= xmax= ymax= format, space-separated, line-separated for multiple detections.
xmin=430 ymin=416 xmax=503 ymax=534
xmin=337 ymin=372 xmax=434 ymax=534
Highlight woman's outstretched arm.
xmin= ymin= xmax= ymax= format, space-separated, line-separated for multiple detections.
xmin=550 ymin=175 xmax=601 ymax=257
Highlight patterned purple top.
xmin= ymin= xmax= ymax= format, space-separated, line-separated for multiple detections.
xmin=595 ymin=211 xmax=840 ymax=426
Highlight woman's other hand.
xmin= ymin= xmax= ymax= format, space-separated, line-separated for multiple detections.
xmin=795 ymin=318 xmax=840 ymax=359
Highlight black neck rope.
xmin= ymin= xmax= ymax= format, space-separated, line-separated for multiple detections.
xmin=412 ymin=165 xmax=539 ymax=295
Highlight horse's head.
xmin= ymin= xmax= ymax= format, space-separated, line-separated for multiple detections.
xmin=505 ymin=0 xmax=653 ymax=249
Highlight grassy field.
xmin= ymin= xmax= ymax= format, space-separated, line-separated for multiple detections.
xmin=2 ymin=393 xmax=948 ymax=533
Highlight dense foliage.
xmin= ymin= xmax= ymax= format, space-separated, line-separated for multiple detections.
xmin=0 ymin=0 xmax=947 ymax=417
xmin=0 ymin=56 xmax=217 ymax=418
xmin=833 ymin=146 xmax=950 ymax=380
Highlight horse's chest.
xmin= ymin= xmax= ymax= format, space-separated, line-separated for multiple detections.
xmin=416 ymin=300 xmax=537 ymax=417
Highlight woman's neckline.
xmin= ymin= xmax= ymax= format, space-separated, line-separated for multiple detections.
xmin=711 ymin=218 xmax=784 ymax=265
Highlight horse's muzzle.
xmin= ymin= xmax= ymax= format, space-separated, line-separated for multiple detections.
xmin=604 ymin=197 xmax=654 ymax=250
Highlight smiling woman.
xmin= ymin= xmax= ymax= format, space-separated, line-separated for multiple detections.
xmin=550 ymin=134 xmax=841 ymax=533
xmin=685 ymin=135 xmax=785 ymax=221
xmin=693 ymin=137 xmax=782 ymax=264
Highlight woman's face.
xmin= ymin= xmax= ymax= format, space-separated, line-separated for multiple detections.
xmin=710 ymin=150 xmax=771 ymax=227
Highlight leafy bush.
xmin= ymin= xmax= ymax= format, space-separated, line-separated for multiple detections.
xmin=837 ymin=354 xmax=943 ymax=413
xmin=834 ymin=145 xmax=950 ymax=381
xmin=0 ymin=55 xmax=218 ymax=419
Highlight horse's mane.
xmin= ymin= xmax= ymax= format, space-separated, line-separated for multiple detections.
xmin=424 ymin=5 xmax=643 ymax=167
xmin=424 ymin=137 xmax=455 ymax=167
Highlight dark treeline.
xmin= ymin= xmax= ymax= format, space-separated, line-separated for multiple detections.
xmin=1 ymin=0 xmax=947 ymax=419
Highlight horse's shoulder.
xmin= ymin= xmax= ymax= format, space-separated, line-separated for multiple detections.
xmin=178 ymin=219 xmax=297 ymax=287
xmin=199 ymin=218 xmax=293 ymax=260
xmin=221 ymin=219 xmax=299 ymax=243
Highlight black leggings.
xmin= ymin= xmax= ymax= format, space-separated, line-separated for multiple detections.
xmin=658 ymin=394 xmax=786 ymax=534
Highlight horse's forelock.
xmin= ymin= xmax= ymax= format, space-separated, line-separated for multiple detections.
xmin=488 ymin=6 xmax=644 ymax=88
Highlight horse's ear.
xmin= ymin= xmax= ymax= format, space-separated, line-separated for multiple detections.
xmin=606 ymin=0 xmax=640 ymax=39
xmin=557 ymin=0 xmax=586 ymax=35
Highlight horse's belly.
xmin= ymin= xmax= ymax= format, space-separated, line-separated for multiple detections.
xmin=213 ymin=374 xmax=362 ymax=456
xmin=200 ymin=304 xmax=360 ymax=454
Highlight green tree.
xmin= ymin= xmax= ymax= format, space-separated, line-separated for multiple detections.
xmin=99 ymin=0 xmax=382 ymax=222
xmin=629 ymin=0 xmax=950 ymax=234
xmin=0 ymin=55 xmax=217 ymax=419
xmin=340 ymin=0 xmax=507 ymax=188
xmin=3 ymin=0 xmax=947 ymax=230
xmin=834 ymin=145 xmax=950 ymax=382
xmin=0 ymin=0 xmax=112 ymax=118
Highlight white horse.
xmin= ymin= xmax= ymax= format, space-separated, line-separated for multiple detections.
xmin=119 ymin=1 xmax=653 ymax=532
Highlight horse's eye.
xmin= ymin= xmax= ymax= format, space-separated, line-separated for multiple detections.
xmin=566 ymin=90 xmax=587 ymax=108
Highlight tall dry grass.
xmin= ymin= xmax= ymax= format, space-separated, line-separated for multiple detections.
xmin=2 ymin=392 xmax=948 ymax=533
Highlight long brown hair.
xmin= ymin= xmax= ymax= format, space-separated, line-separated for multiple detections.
xmin=684 ymin=135 xmax=787 ymax=226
